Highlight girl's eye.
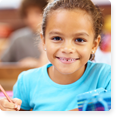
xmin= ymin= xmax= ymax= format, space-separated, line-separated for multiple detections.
xmin=52 ymin=37 xmax=62 ymax=41
xmin=75 ymin=38 xmax=85 ymax=42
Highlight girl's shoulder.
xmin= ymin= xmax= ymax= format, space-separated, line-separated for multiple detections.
xmin=17 ymin=63 xmax=52 ymax=82
xmin=13 ymin=63 xmax=52 ymax=99
xmin=87 ymin=60 xmax=111 ymax=71
xmin=86 ymin=61 xmax=111 ymax=89
xmin=86 ymin=60 xmax=111 ymax=78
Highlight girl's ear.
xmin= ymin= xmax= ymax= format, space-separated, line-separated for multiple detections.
xmin=40 ymin=33 xmax=46 ymax=51
xmin=92 ymin=35 xmax=101 ymax=53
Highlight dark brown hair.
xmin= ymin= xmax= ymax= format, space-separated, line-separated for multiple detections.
xmin=19 ymin=0 xmax=48 ymax=18
xmin=42 ymin=0 xmax=103 ymax=39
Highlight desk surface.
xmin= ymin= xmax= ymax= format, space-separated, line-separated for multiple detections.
xmin=0 ymin=63 xmax=35 ymax=91
xmin=0 ymin=62 xmax=35 ymax=79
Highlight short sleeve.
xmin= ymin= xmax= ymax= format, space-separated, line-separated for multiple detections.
xmin=13 ymin=72 xmax=31 ymax=110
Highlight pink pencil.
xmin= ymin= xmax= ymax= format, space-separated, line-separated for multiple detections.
xmin=0 ymin=84 xmax=13 ymax=103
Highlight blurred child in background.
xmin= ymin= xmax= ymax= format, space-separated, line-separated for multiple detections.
xmin=0 ymin=0 xmax=49 ymax=67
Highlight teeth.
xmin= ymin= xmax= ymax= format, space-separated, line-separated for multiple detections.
xmin=71 ymin=59 xmax=75 ymax=61
xmin=59 ymin=58 xmax=76 ymax=61
xmin=64 ymin=59 xmax=66 ymax=61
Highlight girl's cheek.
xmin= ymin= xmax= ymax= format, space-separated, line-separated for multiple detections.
xmin=75 ymin=46 xmax=87 ymax=52
xmin=47 ymin=42 xmax=60 ymax=50
xmin=76 ymin=46 xmax=91 ymax=57
xmin=82 ymin=48 xmax=89 ymax=52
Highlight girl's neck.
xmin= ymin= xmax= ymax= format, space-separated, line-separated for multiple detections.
xmin=48 ymin=64 xmax=87 ymax=85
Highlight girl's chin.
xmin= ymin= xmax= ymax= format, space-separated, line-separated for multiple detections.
xmin=58 ymin=70 xmax=75 ymax=75
xmin=53 ymin=66 xmax=77 ymax=75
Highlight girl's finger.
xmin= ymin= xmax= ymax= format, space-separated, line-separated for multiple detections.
xmin=12 ymin=98 xmax=22 ymax=105
xmin=1 ymin=99 xmax=15 ymax=109
xmin=0 ymin=104 xmax=5 ymax=111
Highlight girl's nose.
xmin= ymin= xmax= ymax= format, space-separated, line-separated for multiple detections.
xmin=61 ymin=42 xmax=75 ymax=54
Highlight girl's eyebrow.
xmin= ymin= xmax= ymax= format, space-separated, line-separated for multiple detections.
xmin=73 ymin=32 xmax=89 ymax=37
xmin=49 ymin=31 xmax=64 ymax=36
xmin=49 ymin=31 xmax=89 ymax=37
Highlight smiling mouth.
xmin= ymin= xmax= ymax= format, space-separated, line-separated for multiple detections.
xmin=56 ymin=57 xmax=80 ymax=64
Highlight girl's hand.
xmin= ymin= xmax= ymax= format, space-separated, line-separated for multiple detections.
xmin=0 ymin=98 xmax=22 ymax=111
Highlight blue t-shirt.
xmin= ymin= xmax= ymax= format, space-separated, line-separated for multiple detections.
xmin=13 ymin=60 xmax=111 ymax=111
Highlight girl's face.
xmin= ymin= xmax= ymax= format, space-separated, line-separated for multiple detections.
xmin=41 ymin=9 xmax=100 ymax=75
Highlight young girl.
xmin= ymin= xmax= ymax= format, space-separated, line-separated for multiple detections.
xmin=0 ymin=0 xmax=111 ymax=111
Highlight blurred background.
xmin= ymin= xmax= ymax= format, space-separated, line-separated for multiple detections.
xmin=0 ymin=0 xmax=111 ymax=91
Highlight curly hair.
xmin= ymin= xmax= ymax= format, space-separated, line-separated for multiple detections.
xmin=42 ymin=0 xmax=104 ymax=39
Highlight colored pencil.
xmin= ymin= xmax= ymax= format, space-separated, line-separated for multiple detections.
xmin=0 ymin=84 xmax=13 ymax=103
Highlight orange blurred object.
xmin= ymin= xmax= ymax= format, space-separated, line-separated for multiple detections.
xmin=0 ymin=23 xmax=12 ymax=38
xmin=69 ymin=108 xmax=79 ymax=111
xmin=103 ymin=15 xmax=111 ymax=34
